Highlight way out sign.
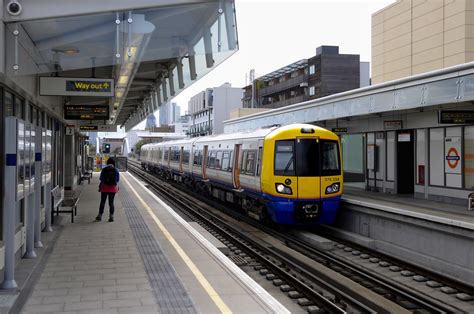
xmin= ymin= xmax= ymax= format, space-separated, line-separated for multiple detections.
xmin=445 ymin=137 xmax=461 ymax=174
xmin=39 ymin=77 xmax=114 ymax=97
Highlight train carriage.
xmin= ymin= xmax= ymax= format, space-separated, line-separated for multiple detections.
xmin=140 ymin=123 xmax=342 ymax=225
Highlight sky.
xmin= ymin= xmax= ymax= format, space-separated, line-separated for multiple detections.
xmin=133 ymin=0 xmax=395 ymax=130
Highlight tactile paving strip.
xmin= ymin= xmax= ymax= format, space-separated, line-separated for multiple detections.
xmin=120 ymin=190 xmax=198 ymax=313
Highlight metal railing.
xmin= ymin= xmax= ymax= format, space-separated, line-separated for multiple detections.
xmin=258 ymin=75 xmax=308 ymax=96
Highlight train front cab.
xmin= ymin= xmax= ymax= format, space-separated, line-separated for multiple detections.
xmin=261 ymin=125 xmax=343 ymax=225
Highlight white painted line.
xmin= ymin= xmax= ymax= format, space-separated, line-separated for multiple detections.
xmin=342 ymin=197 xmax=474 ymax=230
xmin=126 ymin=172 xmax=290 ymax=314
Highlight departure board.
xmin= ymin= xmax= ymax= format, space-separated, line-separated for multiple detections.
xmin=64 ymin=105 xmax=109 ymax=120
xmin=439 ymin=110 xmax=474 ymax=124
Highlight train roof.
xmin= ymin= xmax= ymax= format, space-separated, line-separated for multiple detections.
xmin=141 ymin=124 xmax=338 ymax=150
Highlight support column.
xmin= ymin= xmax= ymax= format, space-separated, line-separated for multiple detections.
xmin=2 ymin=117 xmax=18 ymax=289
xmin=44 ymin=130 xmax=53 ymax=232
xmin=25 ymin=125 xmax=36 ymax=258
xmin=64 ymin=129 xmax=76 ymax=192
xmin=34 ymin=126 xmax=43 ymax=247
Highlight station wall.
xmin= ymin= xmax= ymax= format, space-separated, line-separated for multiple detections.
xmin=337 ymin=111 xmax=474 ymax=205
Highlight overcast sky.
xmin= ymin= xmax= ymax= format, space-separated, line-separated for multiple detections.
xmin=134 ymin=0 xmax=395 ymax=129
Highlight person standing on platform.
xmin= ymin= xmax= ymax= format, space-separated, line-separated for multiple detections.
xmin=95 ymin=157 xmax=120 ymax=222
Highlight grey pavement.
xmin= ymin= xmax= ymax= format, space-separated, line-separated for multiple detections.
xmin=20 ymin=175 xmax=159 ymax=314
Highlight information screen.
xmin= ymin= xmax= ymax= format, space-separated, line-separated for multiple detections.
xmin=439 ymin=110 xmax=474 ymax=124
xmin=64 ymin=105 xmax=109 ymax=120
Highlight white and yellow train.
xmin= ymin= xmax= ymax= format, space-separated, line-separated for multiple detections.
xmin=140 ymin=124 xmax=342 ymax=225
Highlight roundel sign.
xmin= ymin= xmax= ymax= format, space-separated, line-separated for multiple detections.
xmin=445 ymin=137 xmax=461 ymax=174
xmin=446 ymin=147 xmax=460 ymax=169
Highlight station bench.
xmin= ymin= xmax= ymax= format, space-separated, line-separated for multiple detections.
xmin=51 ymin=186 xmax=80 ymax=223
xmin=80 ymin=170 xmax=93 ymax=184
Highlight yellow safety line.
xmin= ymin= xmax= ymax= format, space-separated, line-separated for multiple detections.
xmin=122 ymin=175 xmax=232 ymax=314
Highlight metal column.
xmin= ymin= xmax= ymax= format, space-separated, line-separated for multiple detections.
xmin=2 ymin=117 xmax=18 ymax=289
xmin=25 ymin=125 xmax=37 ymax=258
xmin=34 ymin=126 xmax=43 ymax=247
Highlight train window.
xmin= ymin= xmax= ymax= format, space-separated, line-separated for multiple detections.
xmin=242 ymin=150 xmax=256 ymax=175
xmin=193 ymin=150 xmax=200 ymax=165
xmin=296 ymin=138 xmax=320 ymax=176
xmin=320 ymin=140 xmax=341 ymax=176
xmin=208 ymin=151 xmax=216 ymax=168
xmin=183 ymin=150 xmax=190 ymax=164
xmin=274 ymin=140 xmax=295 ymax=176
xmin=221 ymin=151 xmax=232 ymax=172
xmin=256 ymin=147 xmax=262 ymax=176
xmin=215 ymin=151 xmax=223 ymax=170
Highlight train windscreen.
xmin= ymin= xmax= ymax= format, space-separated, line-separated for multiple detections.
xmin=274 ymin=139 xmax=340 ymax=177
xmin=320 ymin=140 xmax=341 ymax=176
xmin=296 ymin=138 xmax=319 ymax=176
xmin=274 ymin=140 xmax=295 ymax=176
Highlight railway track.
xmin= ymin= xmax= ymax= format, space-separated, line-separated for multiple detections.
xmin=127 ymin=160 xmax=468 ymax=313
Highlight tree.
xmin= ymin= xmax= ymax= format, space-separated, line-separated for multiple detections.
xmin=135 ymin=139 xmax=148 ymax=154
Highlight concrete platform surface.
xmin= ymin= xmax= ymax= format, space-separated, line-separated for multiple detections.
xmin=17 ymin=172 xmax=288 ymax=314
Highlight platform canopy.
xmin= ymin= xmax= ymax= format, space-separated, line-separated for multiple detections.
xmin=4 ymin=0 xmax=238 ymax=131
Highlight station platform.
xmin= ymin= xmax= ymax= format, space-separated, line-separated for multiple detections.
xmin=15 ymin=172 xmax=288 ymax=313
xmin=343 ymin=187 xmax=474 ymax=230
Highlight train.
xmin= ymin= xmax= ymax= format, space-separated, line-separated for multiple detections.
xmin=140 ymin=123 xmax=343 ymax=225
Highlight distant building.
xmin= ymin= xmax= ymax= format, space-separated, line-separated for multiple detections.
xmin=159 ymin=102 xmax=180 ymax=126
xmin=372 ymin=0 xmax=474 ymax=84
xmin=145 ymin=114 xmax=157 ymax=130
xmin=170 ymin=114 xmax=190 ymax=134
xmin=243 ymin=46 xmax=364 ymax=110
xmin=188 ymin=83 xmax=243 ymax=137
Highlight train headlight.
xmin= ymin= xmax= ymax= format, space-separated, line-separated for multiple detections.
xmin=325 ymin=182 xmax=340 ymax=194
xmin=276 ymin=183 xmax=292 ymax=195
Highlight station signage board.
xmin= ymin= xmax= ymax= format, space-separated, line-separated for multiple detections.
xmin=331 ymin=127 xmax=348 ymax=133
xmin=64 ymin=105 xmax=109 ymax=120
xmin=439 ymin=110 xmax=474 ymax=124
xmin=39 ymin=77 xmax=114 ymax=97
xmin=80 ymin=125 xmax=99 ymax=131
xmin=78 ymin=124 xmax=117 ymax=132
xmin=445 ymin=137 xmax=462 ymax=174
xmin=384 ymin=120 xmax=402 ymax=130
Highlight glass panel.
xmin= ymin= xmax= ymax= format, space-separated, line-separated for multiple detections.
xmin=221 ymin=151 xmax=230 ymax=172
xmin=342 ymin=134 xmax=364 ymax=174
xmin=15 ymin=97 xmax=24 ymax=119
xmin=208 ymin=151 xmax=216 ymax=168
xmin=321 ymin=140 xmax=340 ymax=176
xmin=465 ymin=126 xmax=474 ymax=189
xmin=296 ymin=138 xmax=320 ymax=177
xmin=429 ymin=128 xmax=444 ymax=186
xmin=274 ymin=140 xmax=295 ymax=176
xmin=215 ymin=151 xmax=222 ymax=169
xmin=4 ymin=91 xmax=13 ymax=117
xmin=387 ymin=131 xmax=395 ymax=181
xmin=244 ymin=151 xmax=256 ymax=175
xmin=416 ymin=129 xmax=426 ymax=185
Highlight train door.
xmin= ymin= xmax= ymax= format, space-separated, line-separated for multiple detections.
xmin=167 ymin=147 xmax=171 ymax=168
xmin=202 ymin=145 xmax=208 ymax=180
xmin=296 ymin=137 xmax=321 ymax=200
xmin=179 ymin=146 xmax=184 ymax=173
xmin=232 ymin=144 xmax=241 ymax=190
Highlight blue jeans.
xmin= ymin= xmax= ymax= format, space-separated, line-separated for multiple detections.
xmin=99 ymin=192 xmax=116 ymax=216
